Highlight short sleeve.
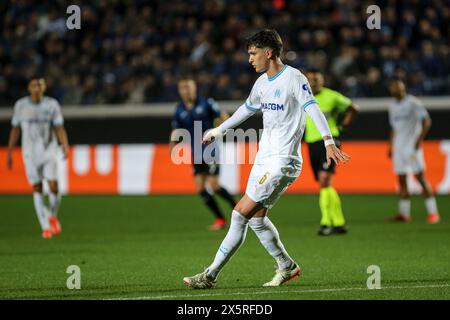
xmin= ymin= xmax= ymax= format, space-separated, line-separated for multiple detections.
xmin=245 ymin=79 xmax=262 ymax=112
xmin=52 ymin=100 xmax=64 ymax=126
xmin=293 ymin=73 xmax=317 ymax=110
xmin=334 ymin=91 xmax=352 ymax=112
xmin=207 ymin=98 xmax=221 ymax=118
xmin=11 ymin=101 xmax=21 ymax=127
xmin=412 ymin=99 xmax=429 ymax=121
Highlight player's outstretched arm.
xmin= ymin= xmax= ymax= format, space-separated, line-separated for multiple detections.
xmin=305 ymin=102 xmax=350 ymax=166
xmin=7 ymin=127 xmax=20 ymax=170
xmin=203 ymin=103 xmax=256 ymax=144
xmin=53 ymin=126 xmax=69 ymax=159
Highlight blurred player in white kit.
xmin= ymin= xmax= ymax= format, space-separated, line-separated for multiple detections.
xmin=387 ymin=77 xmax=440 ymax=224
xmin=7 ymin=76 xmax=69 ymax=238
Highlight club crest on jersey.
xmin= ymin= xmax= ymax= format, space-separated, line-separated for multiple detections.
xmin=261 ymin=102 xmax=284 ymax=111
xmin=274 ymin=89 xmax=281 ymax=98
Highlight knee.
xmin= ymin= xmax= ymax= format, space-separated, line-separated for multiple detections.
xmin=48 ymin=182 xmax=58 ymax=194
xmin=399 ymin=188 xmax=409 ymax=198
xmin=233 ymin=203 xmax=245 ymax=214
xmin=319 ymin=180 xmax=330 ymax=188
xmin=199 ymin=189 xmax=210 ymax=199
xmin=415 ymin=174 xmax=428 ymax=187
xmin=318 ymin=173 xmax=331 ymax=188
xmin=33 ymin=183 xmax=43 ymax=193
xmin=195 ymin=184 xmax=204 ymax=193
xmin=233 ymin=202 xmax=253 ymax=217
xmin=207 ymin=180 xmax=221 ymax=192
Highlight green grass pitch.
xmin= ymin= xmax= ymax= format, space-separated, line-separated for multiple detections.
xmin=0 ymin=194 xmax=449 ymax=300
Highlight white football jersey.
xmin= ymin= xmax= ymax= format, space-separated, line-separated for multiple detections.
xmin=244 ymin=65 xmax=316 ymax=166
xmin=388 ymin=94 xmax=430 ymax=153
xmin=11 ymin=96 xmax=64 ymax=158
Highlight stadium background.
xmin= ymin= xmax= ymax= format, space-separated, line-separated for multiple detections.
xmin=0 ymin=0 xmax=449 ymax=195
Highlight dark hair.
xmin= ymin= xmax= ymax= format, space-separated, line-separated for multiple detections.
xmin=28 ymin=75 xmax=44 ymax=83
xmin=178 ymin=74 xmax=196 ymax=83
xmin=246 ymin=29 xmax=283 ymax=58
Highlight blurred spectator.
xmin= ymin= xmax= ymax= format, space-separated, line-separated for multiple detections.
xmin=0 ymin=0 xmax=448 ymax=107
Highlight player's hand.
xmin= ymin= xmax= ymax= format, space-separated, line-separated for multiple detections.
xmin=414 ymin=139 xmax=422 ymax=150
xmin=202 ymin=128 xmax=224 ymax=145
xmin=326 ymin=144 xmax=350 ymax=166
xmin=6 ymin=151 xmax=13 ymax=170
xmin=62 ymin=145 xmax=69 ymax=160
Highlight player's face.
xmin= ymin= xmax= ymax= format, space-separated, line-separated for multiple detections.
xmin=306 ymin=72 xmax=324 ymax=94
xmin=248 ymin=46 xmax=270 ymax=73
xmin=389 ymin=80 xmax=406 ymax=97
xmin=28 ymin=79 xmax=42 ymax=97
xmin=178 ymin=80 xmax=197 ymax=102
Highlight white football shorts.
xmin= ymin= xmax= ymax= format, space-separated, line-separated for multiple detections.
xmin=393 ymin=147 xmax=425 ymax=175
xmin=245 ymin=159 xmax=301 ymax=209
xmin=23 ymin=152 xmax=59 ymax=185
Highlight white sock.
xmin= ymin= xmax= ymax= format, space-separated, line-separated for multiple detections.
xmin=48 ymin=192 xmax=61 ymax=216
xmin=33 ymin=192 xmax=50 ymax=230
xmin=398 ymin=199 xmax=411 ymax=217
xmin=399 ymin=199 xmax=411 ymax=216
xmin=425 ymin=197 xmax=438 ymax=215
xmin=249 ymin=216 xmax=294 ymax=270
xmin=206 ymin=211 xmax=249 ymax=279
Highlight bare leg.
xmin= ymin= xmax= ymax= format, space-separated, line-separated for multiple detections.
xmin=415 ymin=172 xmax=439 ymax=217
xmin=47 ymin=180 xmax=61 ymax=216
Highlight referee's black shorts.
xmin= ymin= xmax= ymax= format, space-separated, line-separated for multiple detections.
xmin=193 ymin=162 xmax=220 ymax=176
xmin=307 ymin=139 xmax=341 ymax=181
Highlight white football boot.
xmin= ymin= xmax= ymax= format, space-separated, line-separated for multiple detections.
xmin=183 ymin=270 xmax=216 ymax=289
xmin=263 ymin=263 xmax=301 ymax=287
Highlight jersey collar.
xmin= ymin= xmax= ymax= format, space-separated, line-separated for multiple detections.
xmin=267 ymin=64 xmax=288 ymax=81
xmin=181 ymin=97 xmax=199 ymax=110
xmin=28 ymin=96 xmax=43 ymax=106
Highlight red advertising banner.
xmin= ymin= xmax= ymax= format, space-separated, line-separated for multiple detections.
xmin=0 ymin=141 xmax=449 ymax=195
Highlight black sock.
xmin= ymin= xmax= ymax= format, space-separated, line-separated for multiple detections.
xmin=216 ymin=187 xmax=237 ymax=208
xmin=199 ymin=190 xmax=224 ymax=219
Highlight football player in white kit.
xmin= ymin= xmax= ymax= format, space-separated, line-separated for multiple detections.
xmin=183 ymin=30 xmax=349 ymax=289
xmin=387 ymin=77 xmax=440 ymax=224
xmin=7 ymin=77 xmax=69 ymax=238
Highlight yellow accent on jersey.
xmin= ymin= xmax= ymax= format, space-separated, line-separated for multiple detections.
xmin=259 ymin=172 xmax=270 ymax=185
xmin=305 ymin=87 xmax=351 ymax=143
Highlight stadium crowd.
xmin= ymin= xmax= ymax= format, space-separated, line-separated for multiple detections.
xmin=0 ymin=0 xmax=448 ymax=106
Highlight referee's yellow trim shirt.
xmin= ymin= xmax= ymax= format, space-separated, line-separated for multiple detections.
xmin=304 ymin=87 xmax=352 ymax=143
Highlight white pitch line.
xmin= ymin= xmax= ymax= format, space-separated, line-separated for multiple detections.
xmin=105 ymin=283 xmax=450 ymax=300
